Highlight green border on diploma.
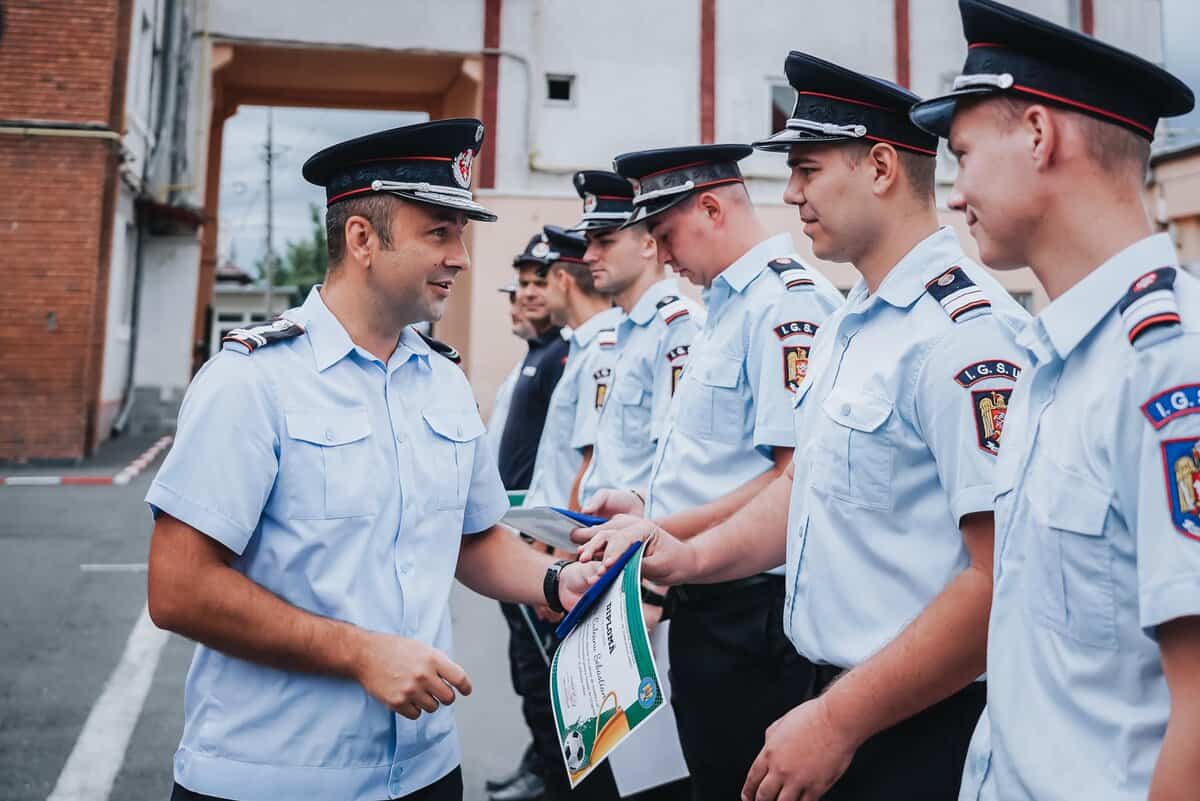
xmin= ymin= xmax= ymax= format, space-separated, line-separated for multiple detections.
xmin=507 ymin=490 xmax=527 ymax=507
xmin=621 ymin=548 xmax=661 ymax=728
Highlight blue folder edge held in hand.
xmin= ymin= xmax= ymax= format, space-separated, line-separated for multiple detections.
xmin=554 ymin=540 xmax=643 ymax=641
xmin=551 ymin=507 xmax=607 ymax=528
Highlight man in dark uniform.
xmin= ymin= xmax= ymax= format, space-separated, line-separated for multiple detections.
xmin=496 ymin=234 xmax=570 ymax=492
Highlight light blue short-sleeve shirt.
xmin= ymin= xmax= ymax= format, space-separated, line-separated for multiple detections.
xmin=579 ymin=278 xmax=703 ymax=502
xmin=645 ymin=233 xmax=842 ymax=520
xmin=524 ymin=306 xmax=623 ymax=507
xmin=785 ymin=228 xmax=1029 ymax=669
xmin=959 ymin=233 xmax=1200 ymax=801
xmin=145 ymin=288 xmax=508 ymax=801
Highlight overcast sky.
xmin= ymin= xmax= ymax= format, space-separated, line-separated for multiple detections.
xmin=217 ymin=107 xmax=427 ymax=272
xmin=219 ymin=1 xmax=1200 ymax=271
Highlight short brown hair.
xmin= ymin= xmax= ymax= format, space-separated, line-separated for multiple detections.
xmin=325 ymin=194 xmax=397 ymax=266
xmin=991 ymin=96 xmax=1150 ymax=179
xmin=549 ymin=260 xmax=601 ymax=295
xmin=841 ymin=141 xmax=936 ymax=202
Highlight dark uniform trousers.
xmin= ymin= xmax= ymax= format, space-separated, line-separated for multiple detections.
xmin=816 ymin=668 xmax=985 ymax=801
xmin=171 ymin=765 xmax=463 ymax=801
xmin=667 ymin=576 xmax=816 ymax=801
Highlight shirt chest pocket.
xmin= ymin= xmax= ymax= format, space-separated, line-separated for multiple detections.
xmin=815 ymin=389 xmax=894 ymax=511
xmin=614 ymin=381 xmax=651 ymax=441
xmin=1026 ymin=459 xmax=1116 ymax=649
xmin=680 ymin=354 xmax=744 ymax=442
xmin=422 ymin=409 xmax=486 ymax=511
xmin=284 ymin=409 xmax=378 ymax=520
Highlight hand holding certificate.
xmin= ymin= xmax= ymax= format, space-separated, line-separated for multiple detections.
xmin=500 ymin=506 xmax=607 ymax=553
xmin=549 ymin=542 xmax=667 ymax=788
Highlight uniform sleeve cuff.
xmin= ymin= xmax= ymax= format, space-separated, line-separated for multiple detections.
xmin=462 ymin=494 xmax=509 ymax=535
xmin=753 ymin=425 xmax=795 ymax=450
xmin=1140 ymin=573 xmax=1200 ymax=637
xmin=144 ymin=481 xmax=254 ymax=555
xmin=951 ymin=485 xmax=997 ymax=523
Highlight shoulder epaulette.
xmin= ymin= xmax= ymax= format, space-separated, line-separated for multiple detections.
xmin=222 ymin=318 xmax=305 ymax=353
xmin=417 ymin=331 xmax=462 ymax=365
xmin=924 ymin=266 xmax=992 ymax=323
xmin=597 ymin=328 xmax=618 ymax=349
xmin=655 ymin=295 xmax=690 ymax=326
xmin=1119 ymin=267 xmax=1182 ymax=349
xmin=768 ymin=256 xmax=816 ymax=291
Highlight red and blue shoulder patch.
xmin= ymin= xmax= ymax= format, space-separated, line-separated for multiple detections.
xmin=1142 ymin=384 xmax=1200 ymax=430
xmin=924 ymin=266 xmax=991 ymax=323
xmin=1119 ymin=267 xmax=1181 ymax=348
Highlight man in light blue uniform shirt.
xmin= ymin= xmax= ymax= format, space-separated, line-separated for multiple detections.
xmin=581 ymin=144 xmax=842 ymax=801
xmin=570 ymin=169 xmax=703 ymax=510
xmin=523 ymin=225 xmax=622 ymax=510
xmin=581 ymin=56 xmax=1027 ymax=801
xmin=909 ymin=1 xmax=1200 ymax=798
xmin=145 ymin=120 xmax=597 ymax=801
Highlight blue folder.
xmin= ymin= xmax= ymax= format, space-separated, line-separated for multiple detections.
xmin=554 ymin=541 xmax=643 ymax=640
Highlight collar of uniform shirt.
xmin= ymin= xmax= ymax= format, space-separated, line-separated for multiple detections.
xmin=1033 ymin=231 xmax=1178 ymax=361
xmin=627 ymin=277 xmax=682 ymax=325
xmin=570 ymin=305 xmax=624 ymax=347
xmin=298 ymin=285 xmax=431 ymax=372
xmin=715 ymin=232 xmax=797 ymax=293
xmin=873 ymin=226 xmax=964 ymax=308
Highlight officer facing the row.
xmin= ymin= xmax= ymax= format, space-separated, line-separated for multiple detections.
xmin=909 ymin=1 xmax=1200 ymax=799
xmin=145 ymin=119 xmax=600 ymax=801
xmin=585 ymin=144 xmax=843 ymax=801
xmin=579 ymin=52 xmax=1029 ymax=801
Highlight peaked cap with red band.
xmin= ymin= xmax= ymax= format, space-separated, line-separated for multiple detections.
xmin=301 ymin=118 xmax=498 ymax=222
xmin=612 ymin=143 xmax=752 ymax=229
xmin=567 ymin=170 xmax=636 ymax=233
xmin=754 ymin=51 xmax=937 ymax=157
xmin=910 ymin=0 xmax=1194 ymax=141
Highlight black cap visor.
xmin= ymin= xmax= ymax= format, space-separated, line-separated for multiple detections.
xmin=378 ymin=188 xmax=498 ymax=223
xmin=909 ymin=86 xmax=1000 ymax=140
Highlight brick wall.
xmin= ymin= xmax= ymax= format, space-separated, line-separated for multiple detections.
xmin=0 ymin=0 xmax=117 ymax=124
xmin=0 ymin=0 xmax=128 ymax=461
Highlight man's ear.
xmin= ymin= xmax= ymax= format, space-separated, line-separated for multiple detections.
xmin=868 ymin=143 xmax=901 ymax=198
xmin=1023 ymin=104 xmax=1057 ymax=172
xmin=344 ymin=215 xmax=375 ymax=268
xmin=696 ymin=191 xmax=723 ymax=225
xmin=640 ymin=230 xmax=658 ymax=261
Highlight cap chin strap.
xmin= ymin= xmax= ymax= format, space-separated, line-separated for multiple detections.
xmin=633 ymin=180 xmax=695 ymax=206
xmin=785 ymin=118 xmax=867 ymax=138
xmin=370 ymin=179 xmax=475 ymax=200
xmin=953 ymin=73 xmax=1015 ymax=91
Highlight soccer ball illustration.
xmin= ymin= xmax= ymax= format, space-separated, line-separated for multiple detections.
xmin=563 ymin=729 xmax=588 ymax=772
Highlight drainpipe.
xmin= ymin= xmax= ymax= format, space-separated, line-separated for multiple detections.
xmin=113 ymin=0 xmax=177 ymax=436
xmin=483 ymin=0 xmax=585 ymax=176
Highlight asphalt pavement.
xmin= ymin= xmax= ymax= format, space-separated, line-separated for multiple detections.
xmin=0 ymin=436 xmax=528 ymax=801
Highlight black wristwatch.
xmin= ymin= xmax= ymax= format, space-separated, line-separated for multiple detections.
xmin=543 ymin=559 xmax=571 ymax=614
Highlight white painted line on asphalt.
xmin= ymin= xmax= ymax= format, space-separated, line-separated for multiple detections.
xmin=2 ymin=434 xmax=173 ymax=488
xmin=46 ymin=605 xmax=170 ymax=801
xmin=80 ymin=563 xmax=148 ymax=573
xmin=5 ymin=476 xmax=63 ymax=486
